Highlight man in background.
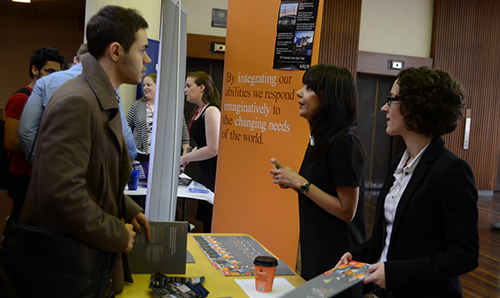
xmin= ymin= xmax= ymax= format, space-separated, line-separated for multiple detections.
xmin=4 ymin=46 xmax=64 ymax=202
xmin=18 ymin=43 xmax=138 ymax=162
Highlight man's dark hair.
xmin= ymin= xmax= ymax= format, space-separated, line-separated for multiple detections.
xmin=86 ymin=5 xmax=149 ymax=60
xmin=63 ymin=60 xmax=74 ymax=70
xmin=29 ymin=47 xmax=65 ymax=78
xmin=76 ymin=43 xmax=88 ymax=63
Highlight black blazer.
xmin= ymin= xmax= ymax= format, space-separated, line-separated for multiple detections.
xmin=352 ymin=137 xmax=479 ymax=298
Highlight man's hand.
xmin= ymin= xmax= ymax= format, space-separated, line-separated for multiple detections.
xmin=124 ymin=223 xmax=136 ymax=253
xmin=131 ymin=212 xmax=151 ymax=242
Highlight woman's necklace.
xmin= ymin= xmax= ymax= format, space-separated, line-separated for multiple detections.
xmin=147 ymin=100 xmax=154 ymax=117
xmin=189 ymin=103 xmax=207 ymax=132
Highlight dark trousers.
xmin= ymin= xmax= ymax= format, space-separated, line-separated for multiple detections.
xmin=196 ymin=200 xmax=213 ymax=233
xmin=135 ymin=153 xmax=149 ymax=163
xmin=7 ymin=172 xmax=30 ymax=223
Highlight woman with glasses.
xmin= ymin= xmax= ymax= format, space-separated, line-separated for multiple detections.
xmin=337 ymin=67 xmax=479 ymax=298
xmin=270 ymin=64 xmax=366 ymax=298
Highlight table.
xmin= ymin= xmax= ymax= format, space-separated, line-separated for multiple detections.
xmin=124 ymin=174 xmax=214 ymax=220
xmin=116 ymin=233 xmax=305 ymax=297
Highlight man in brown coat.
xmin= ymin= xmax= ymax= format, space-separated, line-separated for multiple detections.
xmin=17 ymin=5 xmax=152 ymax=295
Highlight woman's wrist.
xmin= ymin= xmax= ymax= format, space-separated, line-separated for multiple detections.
xmin=295 ymin=178 xmax=307 ymax=190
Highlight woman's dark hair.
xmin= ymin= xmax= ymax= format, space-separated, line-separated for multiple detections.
xmin=86 ymin=5 xmax=149 ymax=60
xmin=396 ymin=67 xmax=464 ymax=136
xmin=187 ymin=71 xmax=221 ymax=108
xmin=303 ymin=64 xmax=361 ymax=164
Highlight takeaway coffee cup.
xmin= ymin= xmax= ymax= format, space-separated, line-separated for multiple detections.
xmin=253 ymin=256 xmax=278 ymax=292
xmin=128 ymin=169 xmax=140 ymax=191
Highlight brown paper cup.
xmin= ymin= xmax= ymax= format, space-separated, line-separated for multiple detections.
xmin=254 ymin=256 xmax=278 ymax=292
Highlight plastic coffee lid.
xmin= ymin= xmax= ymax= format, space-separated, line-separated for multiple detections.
xmin=253 ymin=256 xmax=278 ymax=267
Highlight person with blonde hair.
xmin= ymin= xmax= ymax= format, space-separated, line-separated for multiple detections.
xmin=127 ymin=72 xmax=157 ymax=162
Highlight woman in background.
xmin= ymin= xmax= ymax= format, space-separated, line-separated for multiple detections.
xmin=270 ymin=64 xmax=366 ymax=298
xmin=127 ymin=73 xmax=157 ymax=163
xmin=181 ymin=71 xmax=221 ymax=233
xmin=337 ymin=67 xmax=479 ymax=298
xmin=127 ymin=73 xmax=191 ymax=162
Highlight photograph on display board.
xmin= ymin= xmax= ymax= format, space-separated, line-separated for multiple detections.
xmin=273 ymin=0 xmax=319 ymax=70
xmin=294 ymin=31 xmax=314 ymax=56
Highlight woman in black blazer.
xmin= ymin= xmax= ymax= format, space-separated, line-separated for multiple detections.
xmin=337 ymin=67 xmax=479 ymax=298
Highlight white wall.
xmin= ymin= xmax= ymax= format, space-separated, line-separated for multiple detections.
xmin=181 ymin=0 xmax=228 ymax=37
xmin=359 ymin=0 xmax=434 ymax=57
xmin=85 ymin=0 xmax=162 ymax=39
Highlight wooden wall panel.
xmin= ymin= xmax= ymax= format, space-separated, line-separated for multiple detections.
xmin=432 ymin=0 xmax=500 ymax=189
xmin=317 ymin=0 xmax=362 ymax=76
xmin=357 ymin=51 xmax=433 ymax=77
xmin=187 ymin=33 xmax=225 ymax=60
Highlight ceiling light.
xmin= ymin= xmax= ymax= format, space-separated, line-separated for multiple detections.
xmin=12 ymin=0 xmax=31 ymax=3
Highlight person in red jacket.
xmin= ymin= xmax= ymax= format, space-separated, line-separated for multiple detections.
xmin=4 ymin=46 xmax=64 ymax=204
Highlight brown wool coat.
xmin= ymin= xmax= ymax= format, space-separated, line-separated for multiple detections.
xmin=19 ymin=53 xmax=143 ymax=293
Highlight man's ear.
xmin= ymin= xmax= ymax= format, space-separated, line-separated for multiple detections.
xmin=73 ymin=56 xmax=78 ymax=65
xmin=31 ymin=65 xmax=39 ymax=78
xmin=108 ymin=42 xmax=123 ymax=62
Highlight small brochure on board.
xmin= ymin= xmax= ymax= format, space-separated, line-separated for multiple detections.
xmin=128 ymin=221 xmax=188 ymax=274
xmin=279 ymin=261 xmax=370 ymax=298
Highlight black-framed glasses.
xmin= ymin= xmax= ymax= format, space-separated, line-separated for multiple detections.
xmin=386 ymin=96 xmax=400 ymax=107
xmin=42 ymin=68 xmax=58 ymax=74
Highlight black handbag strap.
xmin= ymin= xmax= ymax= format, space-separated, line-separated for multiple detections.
xmin=6 ymin=129 xmax=38 ymax=227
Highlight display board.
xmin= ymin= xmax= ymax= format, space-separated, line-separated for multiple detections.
xmin=212 ymin=0 xmax=324 ymax=269
xmin=146 ymin=0 xmax=187 ymax=221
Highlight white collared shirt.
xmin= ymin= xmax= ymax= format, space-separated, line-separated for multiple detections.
xmin=379 ymin=143 xmax=430 ymax=262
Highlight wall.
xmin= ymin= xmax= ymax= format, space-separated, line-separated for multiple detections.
xmin=186 ymin=0 xmax=433 ymax=58
xmin=359 ymin=0 xmax=434 ymax=57
xmin=181 ymin=0 xmax=434 ymax=58
xmin=181 ymin=0 xmax=434 ymax=59
xmin=182 ymin=0 xmax=228 ymax=37
xmin=0 ymin=12 xmax=84 ymax=112
xmin=84 ymin=0 xmax=161 ymax=39
xmin=432 ymin=0 xmax=500 ymax=190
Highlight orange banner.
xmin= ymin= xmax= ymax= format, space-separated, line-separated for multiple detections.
xmin=212 ymin=0 xmax=323 ymax=269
